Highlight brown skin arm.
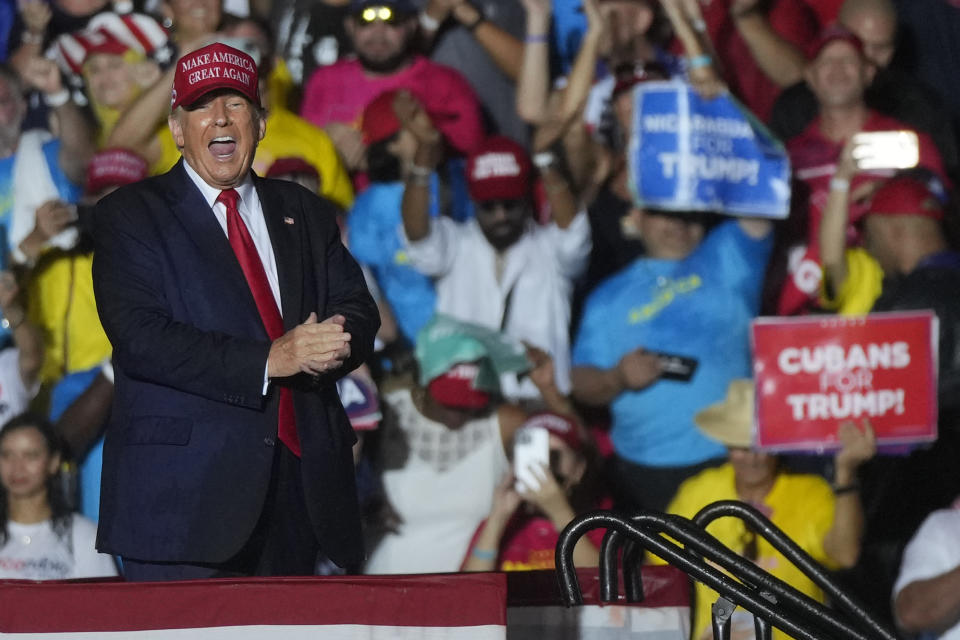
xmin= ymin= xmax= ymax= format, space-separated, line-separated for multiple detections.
xmin=896 ymin=567 xmax=960 ymax=635
xmin=395 ymin=91 xmax=443 ymax=243
xmin=461 ymin=473 xmax=522 ymax=571
xmin=514 ymin=0 xmax=552 ymax=124
xmin=19 ymin=57 xmax=94 ymax=185
xmin=8 ymin=0 xmax=51 ymax=81
xmin=105 ymin=65 xmax=172 ymax=166
xmin=571 ymin=348 xmax=662 ymax=407
xmin=729 ymin=0 xmax=806 ymax=88
xmin=55 ymin=371 xmax=114 ymax=460
xmin=450 ymin=1 xmax=523 ymax=81
xmin=821 ymin=419 xmax=875 ymax=568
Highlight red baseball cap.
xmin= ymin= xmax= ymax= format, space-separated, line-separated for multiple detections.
xmin=86 ymin=148 xmax=148 ymax=194
xmin=266 ymin=156 xmax=318 ymax=180
xmin=427 ymin=362 xmax=492 ymax=410
xmin=361 ymin=90 xmax=403 ymax=145
xmin=867 ymin=176 xmax=944 ymax=221
xmin=171 ymin=42 xmax=260 ymax=110
xmin=466 ymin=136 xmax=532 ymax=203
xmin=807 ymin=24 xmax=864 ymax=61
xmin=521 ymin=412 xmax=584 ymax=453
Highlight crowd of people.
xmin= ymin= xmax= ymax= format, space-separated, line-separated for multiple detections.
xmin=0 ymin=0 xmax=959 ymax=636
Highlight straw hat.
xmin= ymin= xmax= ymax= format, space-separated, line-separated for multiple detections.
xmin=694 ymin=379 xmax=755 ymax=448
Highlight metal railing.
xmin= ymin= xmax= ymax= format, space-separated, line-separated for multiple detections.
xmin=555 ymin=503 xmax=899 ymax=640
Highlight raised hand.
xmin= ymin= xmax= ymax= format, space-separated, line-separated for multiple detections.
xmin=33 ymin=200 xmax=76 ymax=240
xmin=18 ymin=0 xmax=51 ymax=40
xmin=524 ymin=343 xmax=556 ymax=392
xmin=517 ymin=462 xmax=574 ymax=521
xmin=834 ymin=418 xmax=877 ymax=477
xmin=392 ymin=90 xmax=441 ymax=146
xmin=21 ymin=57 xmax=63 ymax=95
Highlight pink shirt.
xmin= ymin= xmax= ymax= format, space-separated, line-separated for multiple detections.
xmin=300 ymin=55 xmax=484 ymax=155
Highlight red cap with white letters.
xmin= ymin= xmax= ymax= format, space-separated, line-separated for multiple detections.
xmin=171 ymin=42 xmax=260 ymax=110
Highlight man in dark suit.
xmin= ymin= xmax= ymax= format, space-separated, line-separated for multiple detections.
xmin=91 ymin=42 xmax=379 ymax=580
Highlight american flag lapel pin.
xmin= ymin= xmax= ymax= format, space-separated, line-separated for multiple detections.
xmin=283 ymin=217 xmax=295 ymax=225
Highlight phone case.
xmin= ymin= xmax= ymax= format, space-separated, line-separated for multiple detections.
xmin=514 ymin=426 xmax=550 ymax=492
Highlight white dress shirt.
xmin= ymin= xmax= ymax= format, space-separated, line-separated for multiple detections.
xmin=183 ymin=162 xmax=281 ymax=391
xmin=402 ymin=212 xmax=591 ymax=399
xmin=183 ymin=161 xmax=283 ymax=310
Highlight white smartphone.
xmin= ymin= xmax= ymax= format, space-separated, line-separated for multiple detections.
xmin=514 ymin=426 xmax=550 ymax=492
xmin=851 ymin=131 xmax=919 ymax=170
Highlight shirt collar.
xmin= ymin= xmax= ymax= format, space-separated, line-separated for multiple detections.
xmin=182 ymin=159 xmax=256 ymax=209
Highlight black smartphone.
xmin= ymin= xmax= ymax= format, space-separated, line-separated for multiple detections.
xmin=652 ymin=351 xmax=698 ymax=382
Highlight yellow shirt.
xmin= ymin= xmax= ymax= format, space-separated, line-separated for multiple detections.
xmin=151 ymin=123 xmax=182 ymax=177
xmin=252 ymin=107 xmax=353 ymax=210
xmin=820 ymin=248 xmax=884 ymax=316
xmin=653 ymin=464 xmax=837 ymax=640
xmin=150 ymin=107 xmax=353 ymax=211
xmin=27 ymin=251 xmax=112 ymax=384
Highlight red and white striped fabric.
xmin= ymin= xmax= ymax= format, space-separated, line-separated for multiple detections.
xmin=49 ymin=12 xmax=169 ymax=78
xmin=0 ymin=574 xmax=507 ymax=639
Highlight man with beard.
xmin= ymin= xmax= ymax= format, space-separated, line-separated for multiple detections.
xmin=399 ymin=105 xmax=590 ymax=403
xmin=300 ymin=0 xmax=483 ymax=173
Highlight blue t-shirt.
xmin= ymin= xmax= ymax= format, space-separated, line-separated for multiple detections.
xmin=572 ymin=221 xmax=772 ymax=466
xmin=347 ymin=179 xmax=439 ymax=344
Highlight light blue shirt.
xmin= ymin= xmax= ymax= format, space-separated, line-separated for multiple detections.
xmin=348 ymin=179 xmax=439 ymax=344
xmin=572 ymin=221 xmax=772 ymax=466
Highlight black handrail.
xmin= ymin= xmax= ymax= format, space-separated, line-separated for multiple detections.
xmin=634 ymin=513 xmax=872 ymax=635
xmin=693 ymin=501 xmax=898 ymax=640
xmin=556 ymin=510 xmax=896 ymax=640
xmin=595 ymin=511 xmax=868 ymax=639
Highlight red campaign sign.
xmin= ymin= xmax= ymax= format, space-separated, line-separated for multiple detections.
xmin=751 ymin=311 xmax=939 ymax=451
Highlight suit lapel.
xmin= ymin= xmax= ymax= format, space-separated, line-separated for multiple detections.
xmin=163 ymin=161 xmax=265 ymax=333
xmin=255 ymin=175 xmax=303 ymax=331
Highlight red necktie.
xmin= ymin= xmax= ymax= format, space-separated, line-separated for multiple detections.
xmin=218 ymin=189 xmax=300 ymax=457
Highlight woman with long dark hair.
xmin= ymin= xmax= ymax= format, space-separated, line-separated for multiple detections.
xmin=0 ymin=413 xmax=116 ymax=579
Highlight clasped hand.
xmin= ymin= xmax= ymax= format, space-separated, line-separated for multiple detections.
xmin=267 ymin=312 xmax=352 ymax=378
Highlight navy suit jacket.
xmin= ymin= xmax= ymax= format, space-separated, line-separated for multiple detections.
xmin=91 ymin=160 xmax=378 ymax=567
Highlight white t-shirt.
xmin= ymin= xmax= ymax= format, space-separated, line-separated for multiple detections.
xmin=364 ymin=389 xmax=509 ymax=574
xmin=403 ymin=214 xmax=591 ymax=399
xmin=893 ymin=505 xmax=960 ymax=639
xmin=0 ymin=513 xmax=118 ymax=580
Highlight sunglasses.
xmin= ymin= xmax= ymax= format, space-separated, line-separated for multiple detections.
xmin=354 ymin=6 xmax=404 ymax=25
xmin=477 ymin=198 xmax=525 ymax=212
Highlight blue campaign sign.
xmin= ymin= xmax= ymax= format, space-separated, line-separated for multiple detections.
xmin=628 ymin=81 xmax=791 ymax=218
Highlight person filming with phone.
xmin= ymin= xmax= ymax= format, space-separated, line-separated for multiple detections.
xmin=461 ymin=411 xmax=605 ymax=572
xmin=818 ymin=166 xmax=960 ymax=615
xmin=776 ymin=25 xmax=950 ymax=315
